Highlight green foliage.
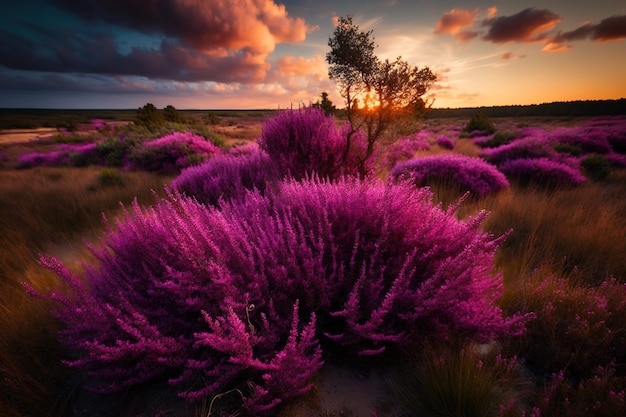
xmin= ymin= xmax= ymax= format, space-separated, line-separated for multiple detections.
xmin=96 ymin=136 xmax=141 ymax=167
xmin=204 ymin=112 xmax=221 ymax=125
xmin=135 ymin=103 xmax=165 ymax=129
xmin=581 ymin=154 xmax=611 ymax=181
xmin=480 ymin=130 xmax=521 ymax=148
xmin=464 ymin=112 xmax=496 ymax=134
xmin=553 ymin=143 xmax=583 ymax=156
xmin=313 ymin=92 xmax=336 ymax=116
xmin=96 ymin=169 xmax=125 ymax=187
xmin=390 ymin=342 xmax=525 ymax=417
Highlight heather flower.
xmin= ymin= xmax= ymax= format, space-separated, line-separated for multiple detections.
xmin=17 ymin=150 xmax=69 ymax=167
xmin=172 ymin=150 xmax=280 ymax=205
xmin=32 ymin=178 xmax=525 ymax=414
xmin=390 ymin=154 xmax=509 ymax=197
xmin=435 ymin=134 xmax=455 ymax=150
xmin=257 ymin=106 xmax=346 ymax=179
xmin=380 ymin=134 xmax=430 ymax=169
xmin=90 ymin=119 xmax=108 ymax=130
xmin=548 ymin=126 xmax=612 ymax=154
xmin=479 ymin=136 xmax=557 ymax=165
xmin=499 ymin=158 xmax=586 ymax=186
xmin=131 ymin=131 xmax=221 ymax=173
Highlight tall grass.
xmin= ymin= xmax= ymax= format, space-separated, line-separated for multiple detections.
xmin=482 ymin=170 xmax=626 ymax=283
xmin=0 ymin=166 xmax=170 ymax=417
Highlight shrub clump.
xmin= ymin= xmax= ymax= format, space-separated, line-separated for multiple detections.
xmin=435 ymin=134 xmax=455 ymax=150
xmin=463 ymin=113 xmax=496 ymax=135
xmin=257 ymin=106 xmax=346 ymax=180
xmin=130 ymin=132 xmax=221 ymax=174
xmin=498 ymin=158 xmax=586 ymax=187
xmin=581 ymin=154 xmax=611 ymax=181
xmin=30 ymin=178 xmax=526 ymax=415
xmin=172 ymin=150 xmax=280 ymax=205
xmin=390 ymin=154 xmax=509 ymax=198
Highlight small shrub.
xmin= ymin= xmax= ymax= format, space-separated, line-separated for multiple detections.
xmin=553 ymin=143 xmax=583 ymax=156
xmin=536 ymin=366 xmax=626 ymax=417
xmin=380 ymin=134 xmax=431 ymax=169
xmin=435 ymin=134 xmax=455 ymax=150
xmin=581 ymin=154 xmax=611 ymax=181
xmin=96 ymin=169 xmax=125 ymax=187
xmin=390 ymin=154 xmax=509 ymax=198
xmin=390 ymin=342 xmax=526 ymax=417
xmin=477 ymin=130 xmax=521 ymax=149
xmin=463 ymin=113 xmax=496 ymax=135
xmin=505 ymin=275 xmax=626 ymax=381
xmin=172 ymin=150 xmax=280 ymax=205
xmin=479 ymin=137 xmax=557 ymax=166
xmin=131 ymin=132 xmax=221 ymax=174
xmin=257 ymin=106 xmax=346 ymax=180
xmin=96 ymin=136 xmax=141 ymax=167
xmin=499 ymin=158 xmax=586 ymax=187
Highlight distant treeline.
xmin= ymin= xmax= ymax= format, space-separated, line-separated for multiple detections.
xmin=1 ymin=100 xmax=625 ymax=130
xmin=427 ymin=99 xmax=626 ymax=119
xmin=0 ymin=108 xmax=276 ymax=130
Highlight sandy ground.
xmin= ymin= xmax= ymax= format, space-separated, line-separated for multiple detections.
xmin=0 ymin=127 xmax=60 ymax=144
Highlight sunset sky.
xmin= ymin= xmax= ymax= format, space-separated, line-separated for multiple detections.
xmin=1 ymin=0 xmax=625 ymax=109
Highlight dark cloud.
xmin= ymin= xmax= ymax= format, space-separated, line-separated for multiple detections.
xmin=52 ymin=0 xmax=309 ymax=53
xmin=0 ymin=26 xmax=269 ymax=83
xmin=544 ymin=14 xmax=626 ymax=52
xmin=482 ymin=8 xmax=561 ymax=43
xmin=0 ymin=0 xmax=311 ymax=86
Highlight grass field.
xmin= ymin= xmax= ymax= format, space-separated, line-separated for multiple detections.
xmin=1 ymin=112 xmax=625 ymax=416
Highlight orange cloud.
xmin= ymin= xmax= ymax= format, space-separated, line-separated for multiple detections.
xmin=434 ymin=8 xmax=478 ymax=35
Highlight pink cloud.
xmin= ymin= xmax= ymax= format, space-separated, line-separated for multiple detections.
xmin=482 ymin=8 xmax=561 ymax=43
xmin=434 ymin=8 xmax=478 ymax=35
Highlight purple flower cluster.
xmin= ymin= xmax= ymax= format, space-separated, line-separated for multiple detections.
xmin=32 ymin=178 xmax=525 ymax=414
xmin=477 ymin=117 xmax=626 ymax=185
xmin=172 ymin=150 xmax=280 ymax=205
xmin=435 ymin=134 xmax=455 ymax=150
xmin=380 ymin=134 xmax=431 ymax=169
xmin=132 ymin=132 xmax=221 ymax=173
xmin=390 ymin=154 xmax=509 ymax=197
xmin=499 ymin=158 xmax=586 ymax=186
xmin=257 ymin=106 xmax=346 ymax=180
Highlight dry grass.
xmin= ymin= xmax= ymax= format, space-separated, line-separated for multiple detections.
xmin=0 ymin=166 xmax=170 ymax=417
xmin=481 ymin=170 xmax=626 ymax=284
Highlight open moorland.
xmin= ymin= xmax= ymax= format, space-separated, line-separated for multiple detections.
xmin=1 ymin=107 xmax=626 ymax=417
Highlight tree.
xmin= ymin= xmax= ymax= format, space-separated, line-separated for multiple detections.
xmin=326 ymin=16 xmax=437 ymax=176
xmin=313 ymin=91 xmax=336 ymax=116
xmin=135 ymin=102 xmax=164 ymax=129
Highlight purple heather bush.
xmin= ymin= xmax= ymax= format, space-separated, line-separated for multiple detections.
xmin=479 ymin=136 xmax=558 ymax=166
xmin=257 ymin=106 xmax=346 ymax=180
xmin=435 ymin=134 xmax=455 ymax=150
xmin=172 ymin=150 xmax=280 ymax=205
xmin=498 ymin=158 xmax=586 ymax=187
xmin=30 ymin=177 xmax=526 ymax=415
xmin=390 ymin=154 xmax=509 ymax=198
xmin=381 ymin=134 xmax=431 ymax=169
xmin=548 ymin=126 xmax=613 ymax=154
xmin=131 ymin=131 xmax=221 ymax=174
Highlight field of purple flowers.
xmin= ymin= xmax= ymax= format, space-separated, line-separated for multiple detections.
xmin=2 ymin=108 xmax=626 ymax=417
